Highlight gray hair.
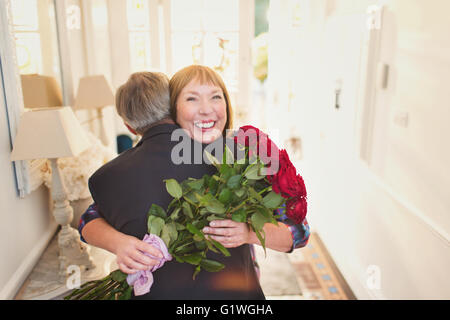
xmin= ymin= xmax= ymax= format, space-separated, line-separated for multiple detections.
xmin=115 ymin=72 xmax=170 ymax=134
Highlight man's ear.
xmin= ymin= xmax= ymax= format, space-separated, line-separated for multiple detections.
xmin=124 ymin=122 xmax=138 ymax=135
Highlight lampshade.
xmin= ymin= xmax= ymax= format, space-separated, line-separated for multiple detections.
xmin=11 ymin=107 xmax=91 ymax=161
xmin=20 ymin=74 xmax=63 ymax=108
xmin=73 ymin=75 xmax=115 ymax=110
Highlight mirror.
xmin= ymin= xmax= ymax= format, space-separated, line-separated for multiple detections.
xmin=11 ymin=0 xmax=63 ymax=95
xmin=7 ymin=0 xmax=64 ymax=196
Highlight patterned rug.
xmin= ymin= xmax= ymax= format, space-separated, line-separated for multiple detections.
xmin=255 ymin=232 xmax=356 ymax=300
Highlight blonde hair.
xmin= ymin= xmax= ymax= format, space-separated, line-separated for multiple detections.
xmin=169 ymin=65 xmax=233 ymax=133
xmin=115 ymin=72 xmax=170 ymax=134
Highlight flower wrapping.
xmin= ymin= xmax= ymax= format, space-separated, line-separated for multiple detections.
xmin=126 ymin=234 xmax=172 ymax=296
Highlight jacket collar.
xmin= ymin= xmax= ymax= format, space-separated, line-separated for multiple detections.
xmin=136 ymin=123 xmax=180 ymax=146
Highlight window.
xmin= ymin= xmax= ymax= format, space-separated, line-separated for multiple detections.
xmin=127 ymin=0 xmax=152 ymax=72
xmin=171 ymin=0 xmax=239 ymax=97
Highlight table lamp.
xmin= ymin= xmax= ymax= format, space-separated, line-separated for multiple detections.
xmin=11 ymin=107 xmax=95 ymax=278
xmin=73 ymin=75 xmax=115 ymax=146
xmin=20 ymin=74 xmax=63 ymax=108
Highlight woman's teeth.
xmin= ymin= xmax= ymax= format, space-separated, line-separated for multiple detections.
xmin=194 ymin=121 xmax=215 ymax=129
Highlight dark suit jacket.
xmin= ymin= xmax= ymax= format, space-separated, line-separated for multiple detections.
xmin=88 ymin=123 xmax=265 ymax=299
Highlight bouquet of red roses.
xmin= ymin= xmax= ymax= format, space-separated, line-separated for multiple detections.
xmin=65 ymin=125 xmax=307 ymax=300
xmin=234 ymin=125 xmax=308 ymax=225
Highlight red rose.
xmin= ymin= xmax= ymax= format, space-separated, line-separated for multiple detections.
xmin=269 ymin=149 xmax=306 ymax=199
xmin=286 ymin=197 xmax=307 ymax=224
xmin=234 ymin=125 xmax=279 ymax=167
xmin=234 ymin=125 xmax=259 ymax=148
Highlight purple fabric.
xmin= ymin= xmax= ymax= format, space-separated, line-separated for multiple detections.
xmin=126 ymin=234 xmax=172 ymax=296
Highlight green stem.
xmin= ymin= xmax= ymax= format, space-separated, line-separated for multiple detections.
xmin=91 ymin=279 xmax=125 ymax=300
xmin=81 ymin=279 xmax=115 ymax=300
xmin=67 ymin=279 xmax=103 ymax=300
xmin=229 ymin=199 xmax=249 ymax=214
xmin=101 ymin=282 xmax=122 ymax=300
xmin=258 ymin=186 xmax=272 ymax=195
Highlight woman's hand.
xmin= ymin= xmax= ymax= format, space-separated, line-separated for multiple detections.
xmin=202 ymin=219 xmax=255 ymax=248
xmin=114 ymin=234 xmax=164 ymax=274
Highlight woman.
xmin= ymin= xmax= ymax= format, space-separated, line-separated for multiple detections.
xmin=80 ymin=65 xmax=310 ymax=299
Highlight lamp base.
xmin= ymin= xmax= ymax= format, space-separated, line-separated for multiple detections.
xmin=57 ymin=225 xmax=95 ymax=279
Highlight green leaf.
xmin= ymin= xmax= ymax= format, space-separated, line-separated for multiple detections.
xmin=186 ymin=223 xmax=205 ymax=239
xmin=248 ymin=186 xmax=263 ymax=202
xmin=205 ymin=239 xmax=219 ymax=253
xmin=220 ymin=163 xmax=231 ymax=176
xmin=161 ymin=222 xmax=178 ymax=247
xmin=204 ymin=151 xmax=221 ymax=169
xmin=205 ymin=200 xmax=226 ymax=214
xmin=224 ymin=144 xmax=235 ymax=165
xmin=174 ymin=240 xmax=194 ymax=254
xmin=183 ymin=192 xmax=199 ymax=206
xmin=234 ymin=188 xmax=246 ymax=198
xmin=262 ymin=191 xmax=285 ymax=209
xmin=196 ymin=193 xmax=214 ymax=205
xmin=208 ymin=237 xmax=231 ymax=257
xmin=206 ymin=214 xmax=226 ymax=222
xmin=187 ymin=178 xmax=204 ymax=190
xmin=245 ymin=163 xmax=266 ymax=180
xmin=182 ymin=201 xmax=194 ymax=219
xmin=120 ymin=286 xmax=132 ymax=300
xmin=160 ymin=225 xmax=171 ymax=248
xmin=180 ymin=252 xmax=203 ymax=265
xmin=227 ymin=174 xmax=242 ymax=189
xmin=200 ymin=259 xmax=225 ymax=272
xmin=208 ymin=177 xmax=219 ymax=195
xmin=147 ymin=204 xmax=167 ymax=219
xmin=218 ymin=188 xmax=233 ymax=205
xmin=195 ymin=240 xmax=207 ymax=250
xmin=193 ymin=234 xmax=204 ymax=242
xmin=111 ymin=270 xmax=127 ymax=282
xmin=167 ymin=198 xmax=179 ymax=211
xmin=254 ymin=227 xmax=267 ymax=254
xmin=165 ymin=179 xmax=182 ymax=199
xmin=231 ymin=208 xmax=247 ymax=223
xmin=175 ymin=222 xmax=186 ymax=230
xmin=170 ymin=207 xmax=181 ymax=221
xmin=250 ymin=211 xmax=268 ymax=231
xmin=147 ymin=215 xmax=165 ymax=237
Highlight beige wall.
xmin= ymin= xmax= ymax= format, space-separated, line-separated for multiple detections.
xmin=268 ymin=0 xmax=450 ymax=299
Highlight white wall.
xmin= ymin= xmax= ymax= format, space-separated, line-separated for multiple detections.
xmin=268 ymin=0 xmax=450 ymax=299
xmin=0 ymin=75 xmax=56 ymax=300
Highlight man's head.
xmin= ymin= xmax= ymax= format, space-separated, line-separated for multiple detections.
xmin=115 ymin=72 xmax=171 ymax=135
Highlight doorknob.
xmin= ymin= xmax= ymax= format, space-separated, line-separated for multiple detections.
xmin=335 ymin=79 xmax=343 ymax=109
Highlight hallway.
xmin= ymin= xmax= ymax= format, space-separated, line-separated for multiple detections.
xmin=15 ymin=231 xmax=354 ymax=300
xmin=1 ymin=0 xmax=450 ymax=301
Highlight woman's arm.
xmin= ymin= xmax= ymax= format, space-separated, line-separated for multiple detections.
xmin=203 ymin=219 xmax=293 ymax=252
xmin=79 ymin=204 xmax=164 ymax=274
xmin=203 ymin=207 xmax=310 ymax=253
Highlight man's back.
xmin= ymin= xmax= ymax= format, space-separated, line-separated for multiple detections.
xmin=89 ymin=123 xmax=215 ymax=237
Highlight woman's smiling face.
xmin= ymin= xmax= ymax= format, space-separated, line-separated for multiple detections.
xmin=175 ymin=79 xmax=227 ymax=144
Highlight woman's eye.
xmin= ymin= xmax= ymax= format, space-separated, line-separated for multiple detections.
xmin=212 ymin=95 xmax=222 ymax=100
xmin=186 ymin=97 xmax=196 ymax=101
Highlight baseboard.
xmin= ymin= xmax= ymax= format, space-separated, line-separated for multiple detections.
xmin=0 ymin=221 xmax=58 ymax=300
